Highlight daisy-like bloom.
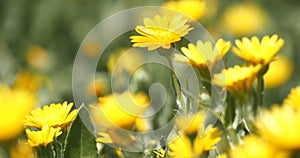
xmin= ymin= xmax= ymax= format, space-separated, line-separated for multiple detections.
xmin=232 ymin=34 xmax=284 ymax=66
xmin=212 ymin=65 xmax=261 ymax=95
xmin=0 ymin=85 xmax=36 ymax=141
xmin=283 ymin=86 xmax=300 ymax=109
xmin=229 ymin=135 xmax=290 ymax=158
xmin=90 ymin=91 xmax=149 ymax=129
xmin=26 ymin=125 xmax=62 ymax=147
xmin=264 ymin=55 xmax=293 ymax=88
xmin=24 ymin=102 xmax=78 ymax=129
xmin=163 ymin=0 xmax=206 ymax=21
xmin=174 ymin=39 xmax=231 ymax=70
xmin=130 ymin=14 xmax=193 ymax=51
xmin=222 ymin=2 xmax=268 ymax=36
xmin=168 ymin=124 xmax=222 ymax=157
xmin=176 ymin=111 xmax=206 ymax=134
xmin=10 ymin=140 xmax=35 ymax=158
xmin=255 ymin=104 xmax=300 ymax=149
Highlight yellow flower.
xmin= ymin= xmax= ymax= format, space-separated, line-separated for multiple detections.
xmin=229 ymin=135 xmax=290 ymax=158
xmin=10 ymin=140 xmax=35 ymax=158
xmin=25 ymin=125 xmax=62 ymax=147
xmin=264 ymin=55 xmax=293 ymax=88
xmin=232 ymin=35 xmax=284 ymax=66
xmin=176 ymin=111 xmax=206 ymax=134
xmin=0 ymin=85 xmax=36 ymax=141
xmin=13 ymin=71 xmax=44 ymax=92
xmin=90 ymin=91 xmax=149 ymax=129
xmin=284 ymin=86 xmax=300 ymax=109
xmin=212 ymin=65 xmax=261 ymax=95
xmin=193 ymin=125 xmax=222 ymax=155
xmin=222 ymin=2 xmax=269 ymax=36
xmin=174 ymin=39 xmax=231 ymax=69
xmin=169 ymin=125 xmax=221 ymax=157
xmin=26 ymin=45 xmax=48 ymax=69
xmin=163 ymin=0 xmax=206 ymax=21
xmin=256 ymin=104 xmax=300 ymax=149
xmin=24 ymin=102 xmax=78 ymax=129
xmin=130 ymin=14 xmax=193 ymax=51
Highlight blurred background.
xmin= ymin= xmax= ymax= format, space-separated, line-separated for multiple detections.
xmin=0 ymin=0 xmax=299 ymax=106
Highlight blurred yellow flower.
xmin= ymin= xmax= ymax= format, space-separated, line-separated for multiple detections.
xmin=256 ymin=104 xmax=300 ymax=149
xmin=163 ymin=0 xmax=206 ymax=21
xmin=264 ymin=56 xmax=293 ymax=88
xmin=232 ymin=35 xmax=284 ymax=66
xmin=169 ymin=134 xmax=194 ymax=158
xmin=193 ymin=125 xmax=222 ymax=155
xmin=0 ymin=85 xmax=36 ymax=141
xmin=83 ymin=40 xmax=101 ymax=57
xmin=222 ymin=2 xmax=268 ymax=36
xmin=25 ymin=125 xmax=62 ymax=147
xmin=90 ymin=91 xmax=149 ymax=129
xmin=14 ymin=71 xmax=44 ymax=92
xmin=176 ymin=111 xmax=206 ymax=134
xmin=212 ymin=65 xmax=261 ymax=95
xmin=229 ymin=135 xmax=290 ymax=158
xmin=130 ymin=14 xmax=193 ymax=51
xmin=174 ymin=39 xmax=231 ymax=69
xmin=169 ymin=125 xmax=221 ymax=157
xmin=26 ymin=45 xmax=48 ymax=68
xmin=24 ymin=102 xmax=78 ymax=129
xmin=10 ymin=140 xmax=35 ymax=158
xmin=284 ymin=86 xmax=300 ymax=109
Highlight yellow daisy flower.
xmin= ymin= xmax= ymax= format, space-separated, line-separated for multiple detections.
xmin=176 ymin=111 xmax=206 ymax=134
xmin=25 ymin=125 xmax=62 ymax=147
xmin=130 ymin=14 xmax=193 ymax=51
xmin=264 ymin=55 xmax=293 ymax=88
xmin=232 ymin=34 xmax=284 ymax=66
xmin=222 ymin=2 xmax=268 ymax=36
xmin=256 ymin=104 xmax=300 ymax=149
xmin=193 ymin=125 xmax=222 ymax=155
xmin=163 ymin=0 xmax=206 ymax=21
xmin=229 ymin=135 xmax=290 ymax=158
xmin=0 ymin=85 xmax=36 ymax=141
xmin=174 ymin=39 xmax=231 ymax=69
xmin=169 ymin=125 xmax=222 ymax=157
xmin=24 ymin=102 xmax=78 ymax=129
xmin=283 ymin=86 xmax=300 ymax=109
xmin=90 ymin=91 xmax=149 ymax=129
xmin=10 ymin=140 xmax=35 ymax=158
xmin=212 ymin=65 xmax=261 ymax=95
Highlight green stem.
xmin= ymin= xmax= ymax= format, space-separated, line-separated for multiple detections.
xmin=166 ymin=56 xmax=186 ymax=114
xmin=256 ymin=75 xmax=264 ymax=108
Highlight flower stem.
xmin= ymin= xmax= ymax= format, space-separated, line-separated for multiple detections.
xmin=166 ymin=56 xmax=186 ymax=114
xmin=256 ymin=75 xmax=264 ymax=109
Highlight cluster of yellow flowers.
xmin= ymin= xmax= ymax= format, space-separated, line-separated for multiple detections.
xmin=23 ymin=102 xmax=78 ymax=147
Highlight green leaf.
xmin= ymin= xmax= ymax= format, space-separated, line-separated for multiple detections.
xmin=64 ymin=105 xmax=97 ymax=158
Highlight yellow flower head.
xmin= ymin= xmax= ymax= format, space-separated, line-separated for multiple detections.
xmin=283 ymin=86 xmax=300 ymax=109
xmin=176 ymin=111 xmax=206 ymax=134
xmin=264 ymin=55 xmax=293 ymax=88
xmin=193 ymin=125 xmax=222 ymax=155
xmin=174 ymin=39 xmax=231 ymax=69
xmin=232 ymin=35 xmax=284 ymax=66
xmin=130 ymin=14 xmax=193 ymax=51
xmin=169 ymin=124 xmax=221 ymax=157
xmin=24 ymin=102 xmax=78 ymax=129
xmin=256 ymin=104 xmax=300 ymax=149
xmin=90 ymin=91 xmax=149 ymax=129
xmin=222 ymin=2 xmax=268 ymax=36
xmin=212 ymin=65 xmax=261 ymax=95
xmin=14 ymin=71 xmax=44 ymax=92
xmin=10 ymin=140 xmax=35 ymax=158
xmin=0 ymin=85 xmax=36 ymax=141
xmin=229 ymin=135 xmax=290 ymax=158
xmin=163 ymin=0 xmax=206 ymax=21
xmin=26 ymin=125 xmax=62 ymax=147
xmin=26 ymin=45 xmax=48 ymax=69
